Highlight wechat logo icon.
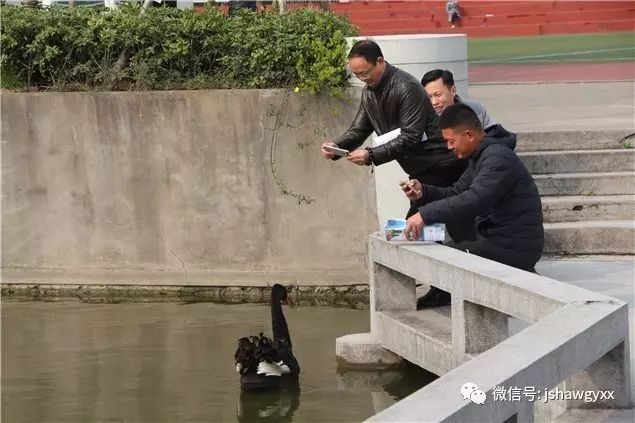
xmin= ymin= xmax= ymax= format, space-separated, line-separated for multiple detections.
xmin=461 ymin=382 xmax=486 ymax=405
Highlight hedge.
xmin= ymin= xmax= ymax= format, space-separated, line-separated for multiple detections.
xmin=0 ymin=3 xmax=358 ymax=94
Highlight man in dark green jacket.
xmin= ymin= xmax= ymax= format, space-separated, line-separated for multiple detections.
xmin=403 ymin=104 xmax=544 ymax=308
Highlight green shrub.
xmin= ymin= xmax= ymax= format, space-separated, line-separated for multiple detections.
xmin=0 ymin=4 xmax=357 ymax=94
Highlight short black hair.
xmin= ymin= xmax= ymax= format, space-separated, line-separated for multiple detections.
xmin=421 ymin=69 xmax=455 ymax=88
xmin=439 ymin=103 xmax=483 ymax=132
xmin=348 ymin=40 xmax=383 ymax=65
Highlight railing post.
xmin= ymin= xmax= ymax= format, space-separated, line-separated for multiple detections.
xmin=503 ymin=401 xmax=535 ymax=423
xmin=534 ymin=382 xmax=566 ymax=421
xmin=565 ymin=337 xmax=632 ymax=409
xmin=369 ymin=242 xmax=416 ymax=336
xmin=334 ymin=238 xmax=409 ymax=370
xmin=452 ymin=298 xmax=508 ymax=366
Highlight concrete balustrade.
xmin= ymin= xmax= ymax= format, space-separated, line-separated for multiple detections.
xmin=336 ymin=235 xmax=632 ymax=421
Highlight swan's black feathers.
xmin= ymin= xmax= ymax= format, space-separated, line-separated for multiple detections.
xmin=234 ymin=284 xmax=300 ymax=391
xmin=255 ymin=333 xmax=282 ymax=364
xmin=271 ymin=338 xmax=300 ymax=375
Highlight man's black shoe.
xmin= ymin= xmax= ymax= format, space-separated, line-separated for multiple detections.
xmin=416 ymin=287 xmax=451 ymax=309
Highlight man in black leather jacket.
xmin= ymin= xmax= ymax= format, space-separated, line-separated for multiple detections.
xmin=320 ymin=40 xmax=466 ymax=218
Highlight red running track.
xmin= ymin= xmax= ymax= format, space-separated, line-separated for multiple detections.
xmin=469 ymin=61 xmax=635 ymax=83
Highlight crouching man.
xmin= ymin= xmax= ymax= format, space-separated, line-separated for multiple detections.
xmin=403 ymin=104 xmax=544 ymax=308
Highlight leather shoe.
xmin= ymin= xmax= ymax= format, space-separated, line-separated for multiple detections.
xmin=416 ymin=287 xmax=451 ymax=309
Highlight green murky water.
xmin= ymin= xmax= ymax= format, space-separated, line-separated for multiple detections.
xmin=2 ymin=302 xmax=434 ymax=422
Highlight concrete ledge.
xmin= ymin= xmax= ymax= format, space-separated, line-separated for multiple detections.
xmin=544 ymin=220 xmax=635 ymax=255
xmin=1 ymin=283 xmax=370 ymax=306
xmin=335 ymin=333 xmax=403 ymax=370
xmin=542 ymin=195 xmax=635 ymax=223
xmin=534 ymin=172 xmax=635 ymax=196
xmin=520 ymin=149 xmax=635 ymax=174
xmin=375 ymin=309 xmax=455 ymax=376
xmin=368 ymin=236 xmax=616 ymax=323
xmin=516 ymin=130 xmax=635 ymax=152
xmin=541 ymin=254 xmax=635 ymax=262
xmin=0 ymin=267 xmax=366 ymax=286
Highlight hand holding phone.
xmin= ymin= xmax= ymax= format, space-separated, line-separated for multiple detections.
xmin=321 ymin=142 xmax=338 ymax=159
xmin=400 ymin=179 xmax=422 ymax=200
xmin=323 ymin=145 xmax=349 ymax=157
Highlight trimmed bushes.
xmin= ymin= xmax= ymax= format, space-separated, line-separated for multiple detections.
xmin=0 ymin=4 xmax=357 ymax=94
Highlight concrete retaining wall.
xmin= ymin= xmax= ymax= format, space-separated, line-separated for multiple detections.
xmin=4 ymin=88 xmax=633 ymax=289
xmin=1 ymin=90 xmax=378 ymax=285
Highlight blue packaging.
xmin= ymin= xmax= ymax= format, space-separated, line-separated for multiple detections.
xmin=384 ymin=219 xmax=445 ymax=242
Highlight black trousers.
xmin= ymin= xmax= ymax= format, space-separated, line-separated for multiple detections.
xmin=446 ymin=235 xmax=540 ymax=272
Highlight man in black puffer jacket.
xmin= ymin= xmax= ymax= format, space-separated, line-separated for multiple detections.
xmin=320 ymin=40 xmax=466 ymax=217
xmin=402 ymin=104 xmax=544 ymax=308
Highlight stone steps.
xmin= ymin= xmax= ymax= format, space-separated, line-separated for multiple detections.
xmin=519 ymin=149 xmax=635 ymax=175
xmin=516 ymin=129 xmax=634 ymax=152
xmin=542 ymin=195 xmax=635 ymax=223
xmin=534 ymin=171 xmax=635 ymax=196
xmin=517 ymin=129 xmax=635 ymax=255
xmin=544 ymin=220 xmax=635 ymax=255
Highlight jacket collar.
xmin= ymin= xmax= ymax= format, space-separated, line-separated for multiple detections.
xmin=470 ymin=125 xmax=517 ymax=162
xmin=470 ymin=139 xmax=489 ymax=162
xmin=367 ymin=62 xmax=395 ymax=93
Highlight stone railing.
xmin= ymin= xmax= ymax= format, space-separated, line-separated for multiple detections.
xmin=339 ymin=235 xmax=631 ymax=422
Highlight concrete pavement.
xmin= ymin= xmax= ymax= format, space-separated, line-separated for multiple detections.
xmin=537 ymin=258 xmax=635 ymax=422
xmin=469 ymin=81 xmax=635 ymax=131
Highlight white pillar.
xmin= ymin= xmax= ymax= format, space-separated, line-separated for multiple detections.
xmin=347 ymin=34 xmax=468 ymax=94
xmin=177 ymin=0 xmax=194 ymax=9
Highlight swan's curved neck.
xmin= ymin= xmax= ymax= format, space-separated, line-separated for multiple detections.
xmin=271 ymin=298 xmax=292 ymax=348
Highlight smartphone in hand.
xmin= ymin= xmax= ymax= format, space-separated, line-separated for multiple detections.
xmin=323 ymin=145 xmax=349 ymax=157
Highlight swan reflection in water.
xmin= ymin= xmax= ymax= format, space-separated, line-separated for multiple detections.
xmin=236 ymin=362 xmax=435 ymax=421
xmin=236 ymin=383 xmax=300 ymax=423
xmin=233 ymin=283 xmax=434 ymax=421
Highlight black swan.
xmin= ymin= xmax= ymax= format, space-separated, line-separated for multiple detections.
xmin=234 ymin=284 xmax=300 ymax=391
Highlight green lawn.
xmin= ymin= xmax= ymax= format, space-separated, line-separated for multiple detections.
xmin=468 ymin=32 xmax=635 ymax=64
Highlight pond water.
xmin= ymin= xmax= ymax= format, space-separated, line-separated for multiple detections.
xmin=2 ymin=302 xmax=435 ymax=422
